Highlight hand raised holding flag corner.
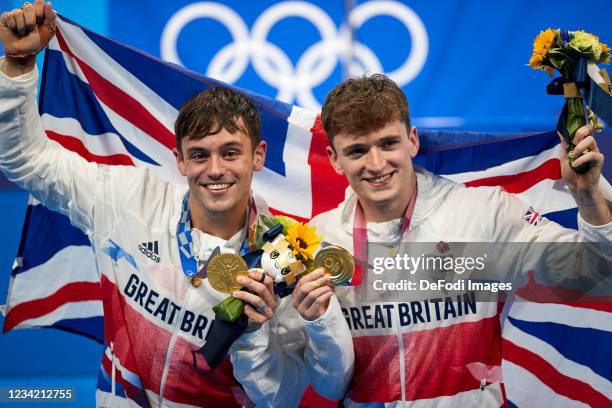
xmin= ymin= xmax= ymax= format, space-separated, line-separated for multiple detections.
xmin=0 ymin=0 xmax=56 ymax=76
xmin=558 ymin=125 xmax=612 ymax=226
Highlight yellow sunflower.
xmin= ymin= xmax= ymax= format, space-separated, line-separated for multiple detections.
xmin=530 ymin=28 xmax=556 ymax=69
xmin=286 ymin=222 xmax=322 ymax=261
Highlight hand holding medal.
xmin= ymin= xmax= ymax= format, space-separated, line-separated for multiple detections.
xmin=210 ymin=214 xmax=354 ymax=324
xmin=204 ymin=253 xmax=266 ymax=324
xmin=207 ymin=253 xmax=249 ymax=294
xmin=197 ymin=213 xmax=354 ymax=372
xmin=252 ymin=214 xmax=354 ymax=291
xmin=314 ymin=245 xmax=355 ymax=286
xmin=194 ymin=250 xmax=278 ymax=373
xmin=233 ymin=270 xmax=277 ymax=325
xmin=257 ymin=216 xmax=354 ymax=321
xmin=292 ymin=245 xmax=355 ymax=320
xmin=207 ymin=253 xmax=277 ymax=324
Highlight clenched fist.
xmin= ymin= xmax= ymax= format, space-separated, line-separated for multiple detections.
xmin=1 ymin=0 xmax=56 ymax=75
xmin=558 ymin=125 xmax=612 ymax=226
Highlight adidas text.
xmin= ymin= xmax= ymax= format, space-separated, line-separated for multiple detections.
xmin=139 ymin=241 xmax=161 ymax=263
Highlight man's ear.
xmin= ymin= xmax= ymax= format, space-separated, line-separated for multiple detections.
xmin=253 ymin=140 xmax=267 ymax=171
xmin=326 ymin=145 xmax=344 ymax=175
xmin=173 ymin=147 xmax=187 ymax=176
xmin=408 ymin=126 xmax=420 ymax=158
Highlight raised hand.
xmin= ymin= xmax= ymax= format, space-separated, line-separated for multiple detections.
xmin=559 ymin=125 xmax=604 ymax=192
xmin=1 ymin=0 xmax=56 ymax=74
xmin=559 ymin=125 xmax=611 ymax=225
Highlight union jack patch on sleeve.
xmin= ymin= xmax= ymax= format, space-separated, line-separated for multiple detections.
xmin=523 ymin=206 xmax=543 ymax=226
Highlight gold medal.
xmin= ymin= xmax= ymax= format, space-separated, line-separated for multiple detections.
xmin=314 ymin=246 xmax=354 ymax=286
xmin=207 ymin=253 xmax=249 ymax=294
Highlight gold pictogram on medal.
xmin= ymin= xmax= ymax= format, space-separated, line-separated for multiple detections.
xmin=314 ymin=246 xmax=354 ymax=286
xmin=207 ymin=253 xmax=248 ymax=294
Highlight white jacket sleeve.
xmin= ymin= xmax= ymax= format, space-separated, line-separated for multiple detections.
xmin=488 ymin=187 xmax=612 ymax=291
xmin=300 ymin=295 xmax=354 ymax=400
xmin=0 ymin=64 xmax=99 ymax=234
xmin=229 ymin=295 xmax=354 ymax=407
xmin=0 ymin=62 xmax=155 ymax=237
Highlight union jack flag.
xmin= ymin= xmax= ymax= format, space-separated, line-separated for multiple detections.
xmin=523 ymin=206 xmax=543 ymax=226
xmin=1 ymin=15 xmax=611 ymax=407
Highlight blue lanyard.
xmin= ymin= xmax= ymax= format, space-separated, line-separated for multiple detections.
xmin=176 ymin=193 xmax=254 ymax=277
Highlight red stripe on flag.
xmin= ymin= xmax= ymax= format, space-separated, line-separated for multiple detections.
xmin=515 ymin=272 xmax=612 ymax=312
xmin=46 ymin=131 xmax=135 ymax=166
xmin=54 ymin=30 xmax=176 ymax=151
xmin=503 ymin=338 xmax=611 ymax=407
xmin=309 ymin=115 xmax=349 ymax=218
xmin=3 ymin=282 xmax=102 ymax=332
xmin=465 ymin=158 xmax=561 ymax=193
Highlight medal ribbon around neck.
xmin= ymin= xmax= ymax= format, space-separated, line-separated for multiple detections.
xmin=352 ymin=183 xmax=418 ymax=286
xmin=177 ymin=193 xmax=258 ymax=278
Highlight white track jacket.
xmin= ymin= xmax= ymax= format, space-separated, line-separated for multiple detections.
xmin=311 ymin=167 xmax=611 ymax=407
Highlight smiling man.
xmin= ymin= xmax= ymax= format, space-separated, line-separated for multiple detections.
xmin=0 ymin=1 xmax=353 ymax=407
xmin=310 ymin=74 xmax=612 ymax=406
xmin=173 ymin=87 xmax=265 ymax=241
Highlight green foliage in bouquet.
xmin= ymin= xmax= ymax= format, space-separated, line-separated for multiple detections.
xmin=252 ymin=214 xmax=298 ymax=248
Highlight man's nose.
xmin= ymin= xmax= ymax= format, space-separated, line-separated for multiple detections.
xmin=364 ymin=148 xmax=385 ymax=173
xmin=207 ymin=155 xmax=225 ymax=179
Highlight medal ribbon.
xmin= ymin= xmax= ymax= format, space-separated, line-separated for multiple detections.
xmin=352 ymin=183 xmax=418 ymax=286
xmin=177 ymin=193 xmax=258 ymax=277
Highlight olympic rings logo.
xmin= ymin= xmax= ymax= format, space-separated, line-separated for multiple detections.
xmin=161 ymin=1 xmax=428 ymax=110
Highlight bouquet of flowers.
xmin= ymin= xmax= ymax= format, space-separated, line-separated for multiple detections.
xmin=529 ymin=28 xmax=612 ymax=172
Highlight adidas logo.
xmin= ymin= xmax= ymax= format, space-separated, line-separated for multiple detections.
xmin=138 ymin=241 xmax=161 ymax=263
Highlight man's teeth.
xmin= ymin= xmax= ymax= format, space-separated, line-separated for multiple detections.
xmin=206 ymin=183 xmax=231 ymax=190
xmin=369 ymin=174 xmax=391 ymax=183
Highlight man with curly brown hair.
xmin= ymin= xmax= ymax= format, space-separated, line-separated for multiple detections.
xmin=311 ymin=73 xmax=611 ymax=406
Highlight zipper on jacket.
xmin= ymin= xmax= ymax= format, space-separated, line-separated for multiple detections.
xmin=393 ymin=308 xmax=407 ymax=402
